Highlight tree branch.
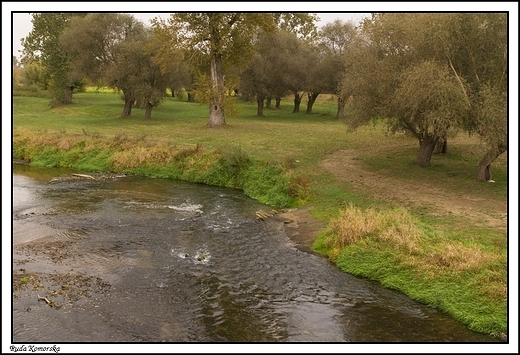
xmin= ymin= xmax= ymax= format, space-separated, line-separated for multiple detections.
xmin=446 ymin=55 xmax=471 ymax=106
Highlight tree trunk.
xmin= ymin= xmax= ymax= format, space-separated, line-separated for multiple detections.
xmin=64 ymin=86 xmax=74 ymax=104
xmin=187 ymin=92 xmax=195 ymax=102
xmin=257 ymin=95 xmax=265 ymax=117
xmin=434 ymin=138 xmax=448 ymax=154
xmin=416 ymin=136 xmax=437 ymax=167
xmin=337 ymin=94 xmax=346 ymax=120
xmin=477 ymin=146 xmax=506 ymax=181
xmin=207 ymin=52 xmax=226 ymax=126
xmin=306 ymin=92 xmax=319 ymax=114
xmin=52 ymin=86 xmax=73 ymax=106
xmin=136 ymin=97 xmax=147 ymax=109
xmin=144 ymin=101 xmax=153 ymax=120
xmin=292 ymin=92 xmax=302 ymax=113
xmin=275 ymin=97 xmax=281 ymax=109
xmin=265 ymin=96 xmax=272 ymax=108
xmin=121 ymin=96 xmax=134 ymax=118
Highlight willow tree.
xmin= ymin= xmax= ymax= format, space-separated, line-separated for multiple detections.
xmin=60 ymin=13 xmax=148 ymax=118
xmin=21 ymin=13 xmax=85 ymax=106
xmin=339 ymin=13 xmax=507 ymax=172
xmin=319 ymin=19 xmax=358 ymax=119
xmin=152 ymin=13 xmax=275 ymax=126
xmin=389 ymin=61 xmax=469 ymax=167
xmin=445 ymin=14 xmax=507 ymax=181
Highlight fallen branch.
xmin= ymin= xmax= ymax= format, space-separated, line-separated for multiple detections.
xmin=37 ymin=295 xmax=51 ymax=304
xmin=71 ymin=173 xmax=96 ymax=179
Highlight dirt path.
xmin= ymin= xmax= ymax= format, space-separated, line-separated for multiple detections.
xmin=275 ymin=149 xmax=506 ymax=254
xmin=320 ymin=149 xmax=507 ymax=231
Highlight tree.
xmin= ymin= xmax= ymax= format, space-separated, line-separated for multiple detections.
xmin=319 ymin=19 xmax=358 ymax=118
xmin=272 ymin=13 xmax=319 ymax=40
xmin=21 ymin=13 xmax=85 ymax=106
xmin=19 ymin=60 xmax=46 ymax=89
xmin=388 ymin=61 xmax=469 ymax=167
xmin=107 ymin=36 xmax=169 ymax=120
xmin=339 ymin=13 xmax=506 ymax=172
xmin=240 ymin=31 xmax=294 ymax=116
xmin=273 ymin=31 xmax=310 ymax=114
xmin=474 ymin=85 xmax=507 ymax=181
xmin=304 ymin=49 xmax=341 ymax=114
xmin=445 ymin=14 xmax=507 ymax=180
xmin=240 ymin=53 xmax=270 ymax=116
xmin=61 ymin=13 xmax=151 ymax=118
xmin=152 ymin=13 xmax=275 ymax=126
xmin=403 ymin=13 xmax=507 ymax=176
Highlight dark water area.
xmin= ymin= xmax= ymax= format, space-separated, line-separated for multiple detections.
xmin=11 ymin=165 xmax=505 ymax=348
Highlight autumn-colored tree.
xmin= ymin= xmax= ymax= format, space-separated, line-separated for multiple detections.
xmin=152 ymin=13 xmax=275 ymax=126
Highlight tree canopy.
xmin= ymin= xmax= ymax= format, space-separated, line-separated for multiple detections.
xmin=339 ymin=13 xmax=507 ymax=172
xmin=21 ymin=13 xmax=86 ymax=106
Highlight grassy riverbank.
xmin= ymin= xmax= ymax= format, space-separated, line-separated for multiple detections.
xmin=12 ymin=91 xmax=508 ymax=338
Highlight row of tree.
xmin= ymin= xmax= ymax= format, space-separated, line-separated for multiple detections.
xmin=17 ymin=12 xmax=507 ymax=180
xmin=337 ymin=13 xmax=507 ymax=179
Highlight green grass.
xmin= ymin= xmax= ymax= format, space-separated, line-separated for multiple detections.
xmin=313 ymin=204 xmax=506 ymax=337
xmin=12 ymin=90 xmax=508 ymax=338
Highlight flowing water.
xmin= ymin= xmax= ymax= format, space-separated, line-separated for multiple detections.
xmin=11 ymin=165 xmax=501 ymax=344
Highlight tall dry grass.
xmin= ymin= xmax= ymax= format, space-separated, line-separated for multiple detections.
xmin=325 ymin=205 xmax=422 ymax=259
xmin=324 ymin=205 xmax=504 ymax=285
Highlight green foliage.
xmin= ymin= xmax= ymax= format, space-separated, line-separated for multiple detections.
xmin=273 ymin=13 xmax=319 ymax=40
xmin=389 ymin=61 xmax=469 ymax=137
xmin=242 ymin=163 xmax=294 ymax=207
xmin=19 ymin=60 xmax=47 ymax=89
xmin=341 ymin=13 xmax=507 ymax=169
xmin=220 ymin=145 xmax=251 ymax=180
xmin=21 ymin=13 xmax=86 ymax=105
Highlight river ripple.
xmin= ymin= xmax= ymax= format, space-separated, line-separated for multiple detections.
xmin=11 ymin=165 xmax=501 ymax=344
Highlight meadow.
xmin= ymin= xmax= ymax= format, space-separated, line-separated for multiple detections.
xmin=12 ymin=90 xmax=508 ymax=338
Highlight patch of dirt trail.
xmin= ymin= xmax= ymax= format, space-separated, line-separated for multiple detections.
xmin=320 ymin=149 xmax=507 ymax=232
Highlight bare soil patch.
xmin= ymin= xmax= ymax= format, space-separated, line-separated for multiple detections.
xmin=320 ymin=149 xmax=507 ymax=231
xmin=272 ymin=207 xmax=327 ymax=256
xmin=277 ymin=148 xmax=506 ymax=254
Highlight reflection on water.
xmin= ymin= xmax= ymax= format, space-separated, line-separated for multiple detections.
xmin=11 ymin=165 xmax=501 ymax=343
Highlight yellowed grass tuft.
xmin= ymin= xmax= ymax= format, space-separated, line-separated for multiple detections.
xmin=110 ymin=146 xmax=175 ymax=170
xmin=426 ymin=242 xmax=501 ymax=272
xmin=326 ymin=205 xmax=421 ymax=253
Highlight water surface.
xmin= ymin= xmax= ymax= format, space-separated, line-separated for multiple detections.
xmin=11 ymin=165 xmax=501 ymax=344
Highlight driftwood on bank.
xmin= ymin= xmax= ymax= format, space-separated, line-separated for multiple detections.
xmin=71 ymin=173 xmax=96 ymax=179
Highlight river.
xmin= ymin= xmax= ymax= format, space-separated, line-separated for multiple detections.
xmin=10 ymin=165 xmax=503 ymax=349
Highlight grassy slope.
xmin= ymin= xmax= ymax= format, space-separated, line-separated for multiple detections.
xmin=12 ymin=91 xmax=508 ymax=337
